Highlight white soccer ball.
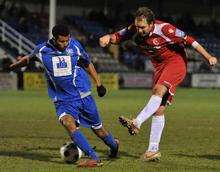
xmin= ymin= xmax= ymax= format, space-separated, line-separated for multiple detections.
xmin=60 ymin=141 xmax=83 ymax=163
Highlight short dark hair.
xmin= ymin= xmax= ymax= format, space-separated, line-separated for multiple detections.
xmin=52 ymin=24 xmax=70 ymax=38
xmin=135 ymin=7 xmax=155 ymax=24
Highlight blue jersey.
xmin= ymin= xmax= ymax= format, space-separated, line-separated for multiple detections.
xmin=31 ymin=38 xmax=92 ymax=102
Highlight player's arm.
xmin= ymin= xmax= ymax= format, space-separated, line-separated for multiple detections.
xmin=187 ymin=39 xmax=218 ymax=66
xmin=162 ymin=24 xmax=218 ymax=66
xmin=10 ymin=55 xmax=31 ymax=70
xmin=99 ymin=34 xmax=117 ymax=47
xmin=10 ymin=44 xmax=41 ymax=70
xmin=77 ymin=57 xmax=102 ymax=87
xmin=86 ymin=62 xmax=106 ymax=97
xmin=99 ymin=24 xmax=136 ymax=47
xmin=76 ymin=40 xmax=107 ymax=97
xmin=87 ymin=62 xmax=101 ymax=86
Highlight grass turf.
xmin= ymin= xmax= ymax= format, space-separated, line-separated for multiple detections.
xmin=0 ymin=88 xmax=219 ymax=172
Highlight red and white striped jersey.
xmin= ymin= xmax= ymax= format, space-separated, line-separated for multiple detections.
xmin=114 ymin=20 xmax=197 ymax=63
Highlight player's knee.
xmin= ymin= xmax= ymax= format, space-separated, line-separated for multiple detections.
xmin=153 ymin=85 xmax=167 ymax=97
xmin=154 ymin=111 xmax=165 ymax=116
xmin=154 ymin=106 xmax=166 ymax=116
xmin=60 ymin=115 xmax=77 ymax=132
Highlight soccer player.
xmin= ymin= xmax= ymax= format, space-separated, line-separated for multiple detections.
xmin=99 ymin=7 xmax=218 ymax=161
xmin=10 ymin=24 xmax=119 ymax=167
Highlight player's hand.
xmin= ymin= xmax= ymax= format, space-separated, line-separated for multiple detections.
xmin=99 ymin=35 xmax=111 ymax=47
xmin=10 ymin=55 xmax=29 ymax=70
xmin=9 ymin=63 xmax=16 ymax=70
xmin=9 ymin=56 xmax=22 ymax=70
xmin=97 ymin=85 xmax=107 ymax=97
xmin=16 ymin=55 xmax=23 ymax=61
xmin=208 ymin=56 xmax=218 ymax=66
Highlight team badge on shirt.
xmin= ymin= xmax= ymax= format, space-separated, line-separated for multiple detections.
xmin=52 ymin=56 xmax=72 ymax=77
xmin=153 ymin=38 xmax=159 ymax=45
xmin=168 ymin=28 xmax=174 ymax=33
xmin=66 ymin=48 xmax=74 ymax=56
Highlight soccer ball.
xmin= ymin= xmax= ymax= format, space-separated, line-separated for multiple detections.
xmin=60 ymin=141 xmax=83 ymax=163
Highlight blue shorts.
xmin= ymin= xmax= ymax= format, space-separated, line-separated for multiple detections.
xmin=54 ymin=95 xmax=102 ymax=129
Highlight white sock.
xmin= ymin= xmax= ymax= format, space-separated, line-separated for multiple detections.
xmin=148 ymin=115 xmax=165 ymax=152
xmin=135 ymin=95 xmax=162 ymax=128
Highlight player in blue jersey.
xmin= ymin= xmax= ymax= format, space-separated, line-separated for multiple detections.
xmin=10 ymin=24 xmax=119 ymax=168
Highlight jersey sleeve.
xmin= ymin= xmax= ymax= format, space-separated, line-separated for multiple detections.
xmin=29 ymin=44 xmax=43 ymax=62
xmin=113 ymin=24 xmax=136 ymax=43
xmin=74 ymin=40 xmax=91 ymax=68
xmin=162 ymin=23 xmax=198 ymax=47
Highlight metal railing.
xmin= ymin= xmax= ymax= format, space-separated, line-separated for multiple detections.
xmin=0 ymin=19 xmax=36 ymax=55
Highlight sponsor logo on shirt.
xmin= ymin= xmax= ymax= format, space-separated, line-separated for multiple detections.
xmin=52 ymin=56 xmax=72 ymax=77
xmin=56 ymin=57 xmax=68 ymax=68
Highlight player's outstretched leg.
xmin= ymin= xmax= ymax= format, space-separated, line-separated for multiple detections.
xmin=118 ymin=116 xmax=140 ymax=135
xmin=140 ymin=106 xmax=165 ymax=162
xmin=92 ymin=127 xmax=119 ymax=158
xmin=119 ymin=85 xmax=167 ymax=135
xmin=60 ymin=115 xmax=103 ymax=167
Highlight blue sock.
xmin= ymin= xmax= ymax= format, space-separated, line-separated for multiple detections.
xmin=102 ymin=133 xmax=118 ymax=150
xmin=71 ymin=130 xmax=99 ymax=160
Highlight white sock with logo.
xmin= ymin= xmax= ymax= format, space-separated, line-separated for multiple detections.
xmin=148 ymin=115 xmax=165 ymax=152
xmin=134 ymin=95 xmax=162 ymax=128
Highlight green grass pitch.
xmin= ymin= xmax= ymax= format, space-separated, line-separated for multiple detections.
xmin=0 ymin=88 xmax=219 ymax=172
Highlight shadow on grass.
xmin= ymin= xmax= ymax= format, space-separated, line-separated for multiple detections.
xmin=0 ymin=147 xmax=139 ymax=165
xmin=26 ymin=146 xmax=139 ymax=159
xmin=95 ymin=148 xmax=139 ymax=159
xmin=0 ymin=135 xmax=66 ymax=140
xmin=172 ymin=153 xmax=220 ymax=160
xmin=0 ymin=150 xmax=63 ymax=164
xmin=25 ymin=146 xmax=59 ymax=151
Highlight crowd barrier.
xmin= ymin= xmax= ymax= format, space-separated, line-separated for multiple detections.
xmin=23 ymin=72 xmax=119 ymax=90
xmin=2 ymin=72 xmax=220 ymax=91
